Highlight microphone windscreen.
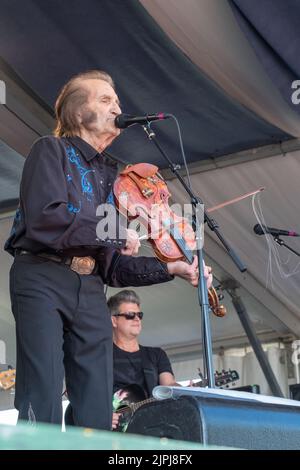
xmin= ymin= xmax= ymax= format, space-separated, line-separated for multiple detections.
xmin=115 ymin=114 xmax=130 ymax=129
xmin=253 ymin=224 xmax=265 ymax=235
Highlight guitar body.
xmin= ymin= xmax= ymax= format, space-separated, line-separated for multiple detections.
xmin=64 ymin=384 xmax=148 ymax=431
xmin=113 ymin=384 xmax=148 ymax=432
xmin=0 ymin=368 xmax=16 ymax=391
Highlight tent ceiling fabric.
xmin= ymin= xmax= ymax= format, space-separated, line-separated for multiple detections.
xmin=230 ymin=0 xmax=300 ymax=116
xmin=0 ymin=0 xmax=291 ymax=170
xmin=140 ymin=0 xmax=300 ymax=137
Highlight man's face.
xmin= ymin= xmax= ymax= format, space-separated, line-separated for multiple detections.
xmin=79 ymin=78 xmax=122 ymax=139
xmin=112 ymin=302 xmax=143 ymax=338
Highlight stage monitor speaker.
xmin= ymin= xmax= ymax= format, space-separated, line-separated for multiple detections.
xmin=126 ymin=394 xmax=300 ymax=449
xmin=290 ymin=383 xmax=300 ymax=401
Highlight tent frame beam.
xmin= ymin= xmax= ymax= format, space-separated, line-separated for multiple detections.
xmin=225 ymin=281 xmax=284 ymax=397
xmin=162 ymin=138 xmax=300 ymax=180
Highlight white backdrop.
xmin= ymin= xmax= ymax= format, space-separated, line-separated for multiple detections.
xmin=172 ymin=345 xmax=290 ymax=397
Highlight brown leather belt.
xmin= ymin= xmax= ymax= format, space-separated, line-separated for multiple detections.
xmin=17 ymin=250 xmax=97 ymax=275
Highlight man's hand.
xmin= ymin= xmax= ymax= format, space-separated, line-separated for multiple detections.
xmin=120 ymin=229 xmax=141 ymax=256
xmin=204 ymin=262 xmax=213 ymax=289
xmin=167 ymin=257 xmax=213 ymax=288
xmin=112 ymin=412 xmax=120 ymax=430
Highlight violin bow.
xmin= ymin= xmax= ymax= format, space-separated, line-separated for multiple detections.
xmin=138 ymin=187 xmax=265 ymax=240
xmin=207 ymin=187 xmax=265 ymax=213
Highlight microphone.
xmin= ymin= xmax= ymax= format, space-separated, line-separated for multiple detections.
xmin=253 ymin=223 xmax=300 ymax=237
xmin=115 ymin=113 xmax=171 ymax=129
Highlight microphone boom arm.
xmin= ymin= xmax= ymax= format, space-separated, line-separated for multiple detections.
xmin=273 ymin=236 xmax=300 ymax=257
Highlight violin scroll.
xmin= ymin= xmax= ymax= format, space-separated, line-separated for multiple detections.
xmin=208 ymin=287 xmax=226 ymax=317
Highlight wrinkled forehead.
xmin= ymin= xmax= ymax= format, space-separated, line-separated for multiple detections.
xmin=80 ymin=78 xmax=119 ymax=102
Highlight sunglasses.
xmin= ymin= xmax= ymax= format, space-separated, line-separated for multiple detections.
xmin=114 ymin=311 xmax=144 ymax=320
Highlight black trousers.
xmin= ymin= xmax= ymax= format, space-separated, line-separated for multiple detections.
xmin=9 ymin=253 xmax=113 ymax=430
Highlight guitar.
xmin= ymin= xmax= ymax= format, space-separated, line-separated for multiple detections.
xmin=113 ymin=369 xmax=239 ymax=432
xmin=113 ymin=384 xmax=155 ymax=432
xmin=0 ymin=368 xmax=16 ymax=391
xmin=193 ymin=368 xmax=239 ymax=388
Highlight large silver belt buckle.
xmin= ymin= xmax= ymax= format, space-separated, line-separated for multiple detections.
xmin=70 ymin=256 xmax=95 ymax=275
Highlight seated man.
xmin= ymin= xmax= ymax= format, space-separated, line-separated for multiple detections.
xmin=108 ymin=289 xmax=180 ymax=431
xmin=110 ymin=289 xmax=178 ymax=391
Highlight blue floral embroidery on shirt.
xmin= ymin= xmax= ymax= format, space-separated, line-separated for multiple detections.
xmin=67 ymin=201 xmax=81 ymax=213
xmin=67 ymin=201 xmax=81 ymax=214
xmin=106 ymin=189 xmax=115 ymax=206
xmin=66 ymin=146 xmax=95 ymax=201
xmin=66 ymin=173 xmax=72 ymax=182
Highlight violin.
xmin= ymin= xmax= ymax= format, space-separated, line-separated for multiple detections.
xmin=113 ymin=163 xmax=226 ymax=317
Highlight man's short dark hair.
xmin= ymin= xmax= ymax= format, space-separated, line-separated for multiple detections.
xmin=107 ymin=290 xmax=140 ymax=316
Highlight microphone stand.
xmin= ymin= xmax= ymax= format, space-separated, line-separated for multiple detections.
xmin=273 ymin=237 xmax=300 ymax=257
xmin=142 ymin=124 xmax=246 ymax=387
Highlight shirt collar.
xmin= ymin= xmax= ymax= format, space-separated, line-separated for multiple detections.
xmin=67 ymin=136 xmax=100 ymax=162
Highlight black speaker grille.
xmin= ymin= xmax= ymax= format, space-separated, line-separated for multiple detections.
xmin=127 ymin=397 xmax=203 ymax=442
xmin=126 ymin=394 xmax=300 ymax=449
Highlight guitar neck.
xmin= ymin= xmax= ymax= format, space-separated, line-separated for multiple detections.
xmin=195 ymin=369 xmax=239 ymax=388
xmin=118 ymin=396 xmax=156 ymax=415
